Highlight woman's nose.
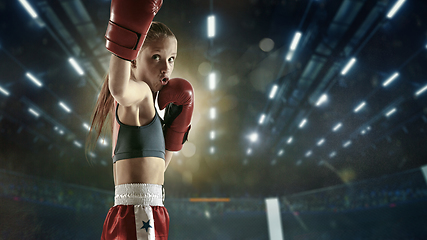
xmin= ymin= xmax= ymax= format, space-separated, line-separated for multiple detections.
xmin=160 ymin=61 xmax=170 ymax=73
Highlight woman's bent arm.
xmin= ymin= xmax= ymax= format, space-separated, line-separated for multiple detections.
xmin=108 ymin=54 xmax=150 ymax=106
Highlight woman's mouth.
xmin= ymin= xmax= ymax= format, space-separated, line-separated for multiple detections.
xmin=161 ymin=78 xmax=169 ymax=86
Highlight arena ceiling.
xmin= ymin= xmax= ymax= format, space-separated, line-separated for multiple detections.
xmin=0 ymin=0 xmax=426 ymax=197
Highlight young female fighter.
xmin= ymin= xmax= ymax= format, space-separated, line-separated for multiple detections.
xmin=87 ymin=0 xmax=194 ymax=239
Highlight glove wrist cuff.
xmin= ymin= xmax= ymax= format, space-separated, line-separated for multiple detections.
xmin=164 ymin=126 xmax=190 ymax=151
xmin=105 ymin=21 xmax=143 ymax=61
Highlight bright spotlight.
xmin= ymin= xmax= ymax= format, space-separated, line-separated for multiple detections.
xmin=315 ymin=94 xmax=328 ymax=106
xmin=69 ymin=58 xmax=84 ymax=75
xmin=299 ymin=118 xmax=307 ymax=128
xmin=386 ymin=0 xmax=406 ymax=19
xmin=249 ymin=133 xmax=258 ymax=142
xmin=207 ymin=15 xmax=215 ymax=38
xmin=258 ymin=114 xmax=266 ymax=125
xmin=19 ymin=0 xmax=38 ymax=18
xmin=341 ymin=58 xmax=356 ymax=75
xmin=269 ymin=84 xmax=278 ymax=99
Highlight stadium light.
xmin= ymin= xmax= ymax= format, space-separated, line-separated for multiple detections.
xmin=341 ymin=58 xmax=356 ymax=75
xmin=269 ymin=84 xmax=278 ymax=99
xmin=259 ymin=114 xmax=266 ymax=125
xmin=290 ymin=32 xmax=302 ymax=50
xmin=415 ymin=84 xmax=427 ymax=96
xmin=386 ymin=0 xmax=406 ymax=19
xmin=99 ymin=138 xmax=108 ymax=146
xmin=0 ymin=86 xmax=10 ymax=96
xmin=209 ymin=72 xmax=216 ymax=90
xmin=333 ymin=123 xmax=342 ymax=131
xmin=207 ymin=15 xmax=215 ymax=38
xmin=28 ymin=108 xmax=40 ymax=117
xmin=382 ymin=72 xmax=399 ymax=87
xmin=210 ymin=107 xmax=216 ymax=119
xmin=74 ymin=141 xmax=82 ymax=148
xmin=343 ymin=141 xmax=352 ymax=148
xmin=83 ymin=123 xmax=91 ymax=131
xmin=19 ymin=0 xmax=38 ymax=18
xmin=249 ymin=132 xmax=258 ymax=142
xmin=69 ymin=58 xmax=84 ymax=76
xmin=59 ymin=101 xmax=71 ymax=113
xmin=315 ymin=94 xmax=328 ymax=106
xmin=26 ymin=73 xmax=42 ymax=87
xmin=299 ymin=118 xmax=307 ymax=128
xmin=286 ymin=32 xmax=302 ymax=61
xmin=385 ymin=108 xmax=396 ymax=117
xmin=354 ymin=101 xmax=366 ymax=113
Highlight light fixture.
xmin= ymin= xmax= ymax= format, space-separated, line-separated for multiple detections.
xmin=0 ymin=86 xmax=10 ymax=96
xmin=99 ymin=138 xmax=108 ymax=146
xmin=74 ymin=141 xmax=82 ymax=148
xmin=315 ymin=94 xmax=328 ymax=106
xmin=277 ymin=149 xmax=284 ymax=156
xmin=246 ymin=148 xmax=252 ymax=155
xmin=209 ymin=72 xmax=216 ymax=90
xmin=59 ymin=101 xmax=71 ymax=113
xmin=259 ymin=114 xmax=266 ymax=125
xmin=329 ymin=151 xmax=336 ymax=158
xmin=210 ymin=107 xmax=216 ymax=119
xmin=210 ymin=130 xmax=215 ymax=140
xmin=287 ymin=137 xmax=293 ymax=144
xmin=382 ymin=72 xmax=399 ymax=87
xmin=28 ymin=108 xmax=40 ymax=117
xmin=249 ymin=133 xmax=258 ymax=142
xmin=343 ymin=141 xmax=352 ymax=148
xmin=341 ymin=58 xmax=356 ymax=75
xmin=290 ymin=32 xmax=302 ymax=51
xmin=69 ymin=58 xmax=84 ymax=75
xmin=354 ymin=101 xmax=366 ymax=113
xmin=207 ymin=15 xmax=215 ymax=38
xmin=299 ymin=118 xmax=307 ymax=128
xmin=19 ymin=0 xmax=38 ymax=19
xmin=83 ymin=123 xmax=91 ymax=131
xmin=317 ymin=138 xmax=325 ymax=146
xmin=26 ymin=73 xmax=43 ymax=87
xmin=415 ymin=84 xmax=427 ymax=96
xmin=305 ymin=150 xmax=312 ymax=157
xmin=269 ymin=84 xmax=278 ymax=99
xmin=332 ymin=123 xmax=342 ymax=131
xmin=385 ymin=108 xmax=396 ymax=117
xmin=386 ymin=0 xmax=406 ymax=19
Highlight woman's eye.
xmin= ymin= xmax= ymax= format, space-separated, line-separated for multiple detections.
xmin=152 ymin=55 xmax=160 ymax=60
xmin=168 ymin=57 xmax=175 ymax=63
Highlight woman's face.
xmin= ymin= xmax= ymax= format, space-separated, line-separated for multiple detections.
xmin=133 ymin=36 xmax=177 ymax=92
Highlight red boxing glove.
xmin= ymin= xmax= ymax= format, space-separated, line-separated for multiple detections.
xmin=158 ymin=78 xmax=194 ymax=151
xmin=105 ymin=0 xmax=163 ymax=61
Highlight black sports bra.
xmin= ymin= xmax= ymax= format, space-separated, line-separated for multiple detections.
xmin=112 ymin=102 xmax=165 ymax=163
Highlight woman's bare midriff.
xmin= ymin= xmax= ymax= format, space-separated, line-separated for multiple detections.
xmin=113 ymin=157 xmax=165 ymax=186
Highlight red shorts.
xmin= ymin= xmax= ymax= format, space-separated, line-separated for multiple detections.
xmin=101 ymin=184 xmax=169 ymax=240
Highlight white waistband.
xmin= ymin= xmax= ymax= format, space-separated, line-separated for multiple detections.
xmin=114 ymin=183 xmax=164 ymax=206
